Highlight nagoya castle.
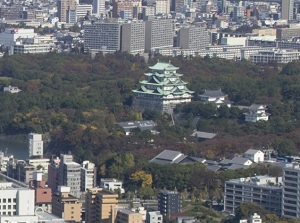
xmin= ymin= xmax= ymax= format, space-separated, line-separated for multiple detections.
xmin=132 ymin=61 xmax=194 ymax=113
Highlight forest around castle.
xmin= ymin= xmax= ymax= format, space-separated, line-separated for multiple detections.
xmin=3 ymin=52 xmax=300 ymax=222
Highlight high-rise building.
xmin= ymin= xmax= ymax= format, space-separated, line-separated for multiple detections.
xmin=132 ymin=62 xmax=194 ymax=113
xmin=85 ymin=188 xmax=118 ymax=223
xmin=121 ymin=21 xmax=145 ymax=54
xmin=0 ymin=182 xmax=35 ymax=216
xmin=282 ymin=164 xmax=300 ymax=218
xmin=59 ymin=154 xmax=81 ymax=198
xmin=28 ymin=133 xmax=43 ymax=158
xmin=57 ymin=0 xmax=77 ymax=22
xmin=224 ymin=176 xmax=282 ymax=215
xmin=84 ymin=22 xmax=121 ymax=53
xmin=80 ymin=160 xmax=96 ymax=192
xmin=177 ymin=26 xmax=209 ymax=49
xmin=76 ymin=4 xmax=93 ymax=20
xmin=155 ymin=0 xmax=170 ymax=14
xmin=113 ymin=1 xmax=133 ymax=18
xmin=158 ymin=190 xmax=182 ymax=216
xmin=282 ymin=0 xmax=294 ymax=21
xmin=48 ymin=157 xmax=60 ymax=193
xmin=52 ymin=186 xmax=82 ymax=222
xmin=93 ymin=0 xmax=106 ymax=17
xmin=145 ymin=19 xmax=173 ymax=51
xmin=66 ymin=6 xmax=77 ymax=23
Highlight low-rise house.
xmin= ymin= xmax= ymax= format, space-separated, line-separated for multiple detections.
xmin=117 ymin=120 xmax=157 ymax=135
xmin=3 ymin=85 xmax=21 ymax=93
xmin=244 ymin=149 xmax=265 ymax=163
xmin=244 ymin=104 xmax=269 ymax=122
xmin=229 ymin=157 xmax=253 ymax=166
xmin=146 ymin=211 xmax=163 ymax=223
xmin=100 ymin=178 xmax=125 ymax=194
xmin=199 ymin=89 xmax=232 ymax=108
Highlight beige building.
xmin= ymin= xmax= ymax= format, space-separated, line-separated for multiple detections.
xmin=52 ymin=186 xmax=82 ymax=222
xmin=57 ymin=0 xmax=77 ymax=22
xmin=85 ymin=188 xmax=118 ymax=223
xmin=252 ymin=28 xmax=276 ymax=36
xmin=115 ymin=209 xmax=143 ymax=223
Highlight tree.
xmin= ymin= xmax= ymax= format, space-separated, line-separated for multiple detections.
xmin=130 ymin=170 xmax=153 ymax=188
xmin=235 ymin=202 xmax=267 ymax=221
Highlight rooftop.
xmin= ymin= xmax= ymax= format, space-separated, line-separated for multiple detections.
xmin=149 ymin=62 xmax=179 ymax=71
xmin=200 ymin=89 xmax=227 ymax=98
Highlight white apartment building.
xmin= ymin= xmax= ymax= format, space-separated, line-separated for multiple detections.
xmin=100 ymin=178 xmax=125 ymax=194
xmin=224 ymin=176 xmax=282 ymax=215
xmin=81 ymin=160 xmax=96 ymax=192
xmin=59 ymin=154 xmax=81 ymax=198
xmin=0 ymin=182 xmax=35 ymax=216
xmin=282 ymin=164 xmax=300 ymax=218
xmin=146 ymin=211 xmax=163 ymax=223
xmin=0 ymin=28 xmax=36 ymax=47
xmin=76 ymin=4 xmax=92 ymax=20
xmin=12 ymin=43 xmax=54 ymax=55
xmin=145 ymin=19 xmax=173 ymax=51
xmin=93 ymin=0 xmax=106 ymax=17
xmin=28 ymin=133 xmax=43 ymax=158
xmin=155 ymin=0 xmax=170 ymax=14
xmin=250 ymin=50 xmax=300 ymax=64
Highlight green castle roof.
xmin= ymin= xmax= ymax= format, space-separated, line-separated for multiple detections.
xmin=149 ymin=62 xmax=179 ymax=71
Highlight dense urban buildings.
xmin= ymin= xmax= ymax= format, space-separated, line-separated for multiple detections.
xmin=132 ymin=62 xmax=194 ymax=113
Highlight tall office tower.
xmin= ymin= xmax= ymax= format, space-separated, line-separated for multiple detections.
xmin=282 ymin=0 xmax=294 ymax=21
xmin=59 ymin=154 xmax=81 ymax=198
xmin=57 ymin=0 xmax=77 ymax=22
xmin=85 ymin=188 xmax=118 ymax=223
xmin=0 ymin=182 xmax=35 ymax=216
xmin=177 ymin=26 xmax=209 ymax=49
xmin=84 ymin=22 xmax=121 ymax=53
xmin=155 ymin=0 xmax=170 ymax=14
xmin=80 ymin=160 xmax=96 ymax=192
xmin=282 ymin=164 xmax=300 ymax=218
xmin=66 ymin=6 xmax=77 ymax=23
xmin=158 ymin=190 xmax=182 ymax=216
xmin=121 ymin=21 xmax=145 ymax=54
xmin=52 ymin=186 xmax=82 ymax=222
xmin=28 ymin=133 xmax=43 ymax=158
xmin=145 ymin=19 xmax=173 ymax=51
xmin=113 ymin=1 xmax=134 ymax=18
xmin=222 ymin=0 xmax=226 ymax=13
xmin=93 ymin=0 xmax=106 ymax=17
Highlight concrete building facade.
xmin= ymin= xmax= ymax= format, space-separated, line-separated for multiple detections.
xmin=158 ymin=190 xmax=182 ymax=216
xmin=85 ymin=188 xmax=118 ymax=223
xmin=28 ymin=133 xmax=43 ymax=158
xmin=84 ymin=22 xmax=121 ymax=53
xmin=121 ymin=21 xmax=145 ymax=54
xmin=57 ymin=0 xmax=77 ymax=22
xmin=224 ymin=176 xmax=282 ymax=215
xmin=52 ymin=186 xmax=82 ymax=222
xmin=145 ymin=19 xmax=173 ymax=51
xmin=177 ymin=26 xmax=209 ymax=49
xmin=80 ymin=160 xmax=96 ymax=192
xmin=281 ymin=0 xmax=294 ymax=21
